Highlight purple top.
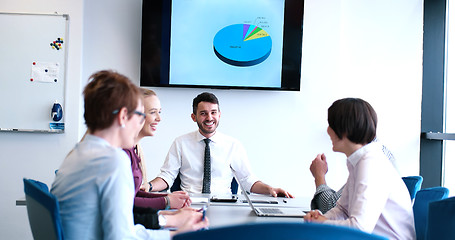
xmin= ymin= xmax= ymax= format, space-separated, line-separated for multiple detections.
xmin=124 ymin=147 xmax=166 ymax=209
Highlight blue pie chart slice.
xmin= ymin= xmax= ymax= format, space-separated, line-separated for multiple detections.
xmin=213 ymin=24 xmax=272 ymax=67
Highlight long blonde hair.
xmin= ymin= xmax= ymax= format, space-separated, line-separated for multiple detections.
xmin=137 ymin=88 xmax=157 ymax=187
xmin=136 ymin=143 xmax=148 ymax=186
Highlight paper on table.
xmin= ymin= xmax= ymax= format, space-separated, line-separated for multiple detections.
xmin=190 ymin=196 xmax=209 ymax=203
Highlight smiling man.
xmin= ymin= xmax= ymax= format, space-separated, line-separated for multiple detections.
xmin=149 ymin=92 xmax=292 ymax=197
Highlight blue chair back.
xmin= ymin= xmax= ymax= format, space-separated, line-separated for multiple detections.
xmin=170 ymin=174 xmax=238 ymax=194
xmin=170 ymin=174 xmax=182 ymax=192
xmin=23 ymin=178 xmax=64 ymax=240
xmin=413 ymin=187 xmax=449 ymax=240
xmin=426 ymin=196 xmax=455 ymax=240
xmin=173 ymin=222 xmax=387 ymax=240
xmin=230 ymin=177 xmax=238 ymax=194
xmin=402 ymin=176 xmax=423 ymax=200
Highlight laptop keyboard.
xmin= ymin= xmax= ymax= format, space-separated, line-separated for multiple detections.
xmin=258 ymin=208 xmax=283 ymax=214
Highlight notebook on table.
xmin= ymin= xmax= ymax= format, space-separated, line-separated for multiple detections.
xmin=231 ymin=167 xmax=307 ymax=217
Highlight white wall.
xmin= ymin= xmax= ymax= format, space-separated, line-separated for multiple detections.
xmin=142 ymin=0 xmax=423 ymax=194
xmin=0 ymin=0 xmax=423 ymax=239
xmin=0 ymin=1 xmax=84 ymax=239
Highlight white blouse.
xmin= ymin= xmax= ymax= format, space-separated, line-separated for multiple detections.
xmin=324 ymin=142 xmax=416 ymax=240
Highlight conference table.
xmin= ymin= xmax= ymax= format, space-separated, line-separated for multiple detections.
xmin=188 ymin=193 xmax=311 ymax=228
xmin=17 ymin=192 xmax=312 ymax=228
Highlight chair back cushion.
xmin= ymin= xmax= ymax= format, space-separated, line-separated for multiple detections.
xmin=173 ymin=222 xmax=387 ymax=240
xmin=170 ymin=174 xmax=183 ymax=192
xmin=413 ymin=187 xmax=449 ymax=240
xmin=402 ymin=176 xmax=423 ymax=200
xmin=23 ymin=178 xmax=64 ymax=240
xmin=426 ymin=197 xmax=455 ymax=240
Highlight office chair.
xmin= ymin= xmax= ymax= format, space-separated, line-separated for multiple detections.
xmin=173 ymin=222 xmax=387 ymax=240
xmin=23 ymin=178 xmax=64 ymax=240
xmin=426 ymin=196 xmax=455 ymax=240
xmin=402 ymin=176 xmax=423 ymax=201
xmin=169 ymin=174 xmax=182 ymax=192
xmin=170 ymin=174 xmax=238 ymax=194
xmin=413 ymin=187 xmax=449 ymax=240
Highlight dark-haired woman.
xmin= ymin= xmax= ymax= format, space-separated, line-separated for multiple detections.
xmin=304 ymin=98 xmax=415 ymax=240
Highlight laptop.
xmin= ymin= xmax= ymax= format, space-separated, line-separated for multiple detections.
xmin=231 ymin=168 xmax=307 ymax=217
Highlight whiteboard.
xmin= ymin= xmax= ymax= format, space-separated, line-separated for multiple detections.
xmin=0 ymin=13 xmax=68 ymax=133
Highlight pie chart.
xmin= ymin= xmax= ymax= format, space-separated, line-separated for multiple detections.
xmin=213 ymin=24 xmax=272 ymax=67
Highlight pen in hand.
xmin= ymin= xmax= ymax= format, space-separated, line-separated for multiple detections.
xmin=198 ymin=205 xmax=207 ymax=221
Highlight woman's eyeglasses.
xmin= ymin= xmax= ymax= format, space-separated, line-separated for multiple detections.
xmin=133 ymin=110 xmax=146 ymax=124
xmin=112 ymin=109 xmax=146 ymax=124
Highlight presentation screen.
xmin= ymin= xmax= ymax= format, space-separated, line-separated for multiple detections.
xmin=140 ymin=0 xmax=304 ymax=91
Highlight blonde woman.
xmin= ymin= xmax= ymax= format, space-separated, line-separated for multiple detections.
xmin=124 ymin=89 xmax=191 ymax=229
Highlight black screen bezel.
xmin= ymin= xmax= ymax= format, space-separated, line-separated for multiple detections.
xmin=140 ymin=0 xmax=304 ymax=91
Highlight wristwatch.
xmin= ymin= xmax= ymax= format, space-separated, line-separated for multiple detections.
xmin=158 ymin=214 xmax=167 ymax=228
xmin=164 ymin=196 xmax=171 ymax=210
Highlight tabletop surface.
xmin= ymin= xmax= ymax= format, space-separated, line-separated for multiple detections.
xmin=189 ymin=193 xmax=311 ymax=228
